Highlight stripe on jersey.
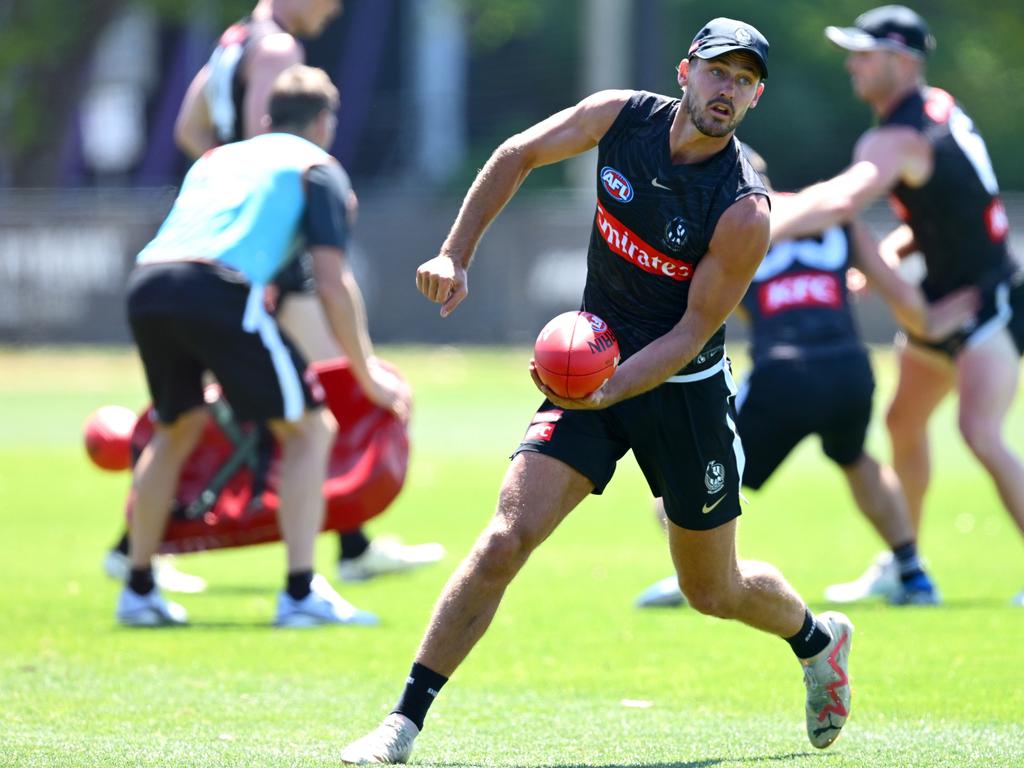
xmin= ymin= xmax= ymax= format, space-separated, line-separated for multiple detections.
xmin=595 ymin=202 xmax=694 ymax=282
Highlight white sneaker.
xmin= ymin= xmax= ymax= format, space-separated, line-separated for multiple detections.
xmin=801 ymin=611 xmax=854 ymax=749
xmin=824 ymin=551 xmax=899 ymax=603
xmin=338 ymin=537 xmax=446 ymax=582
xmin=274 ymin=574 xmax=379 ymax=628
xmin=341 ymin=713 xmax=420 ymax=764
xmin=116 ymin=586 xmax=188 ymax=627
xmin=103 ymin=550 xmax=207 ymax=594
xmin=635 ymin=575 xmax=687 ymax=608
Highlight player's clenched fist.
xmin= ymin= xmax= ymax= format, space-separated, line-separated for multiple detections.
xmin=416 ymin=254 xmax=469 ymax=318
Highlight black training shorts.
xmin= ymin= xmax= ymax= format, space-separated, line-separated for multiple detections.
xmin=126 ymin=261 xmax=324 ymax=424
xmin=907 ymin=274 xmax=1024 ymax=359
xmin=735 ymin=350 xmax=874 ymax=489
xmin=513 ymin=360 xmax=744 ymax=531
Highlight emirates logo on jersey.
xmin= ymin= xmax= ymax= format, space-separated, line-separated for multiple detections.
xmin=595 ymin=202 xmax=694 ymax=281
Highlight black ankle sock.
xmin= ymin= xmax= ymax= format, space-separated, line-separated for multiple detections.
xmin=114 ymin=532 xmax=130 ymax=556
xmin=128 ymin=567 xmax=155 ymax=596
xmin=892 ymin=540 xmax=925 ymax=583
xmin=286 ymin=570 xmax=314 ymax=601
xmin=392 ymin=662 xmax=448 ymax=730
xmin=339 ymin=529 xmax=371 ymax=561
xmin=786 ymin=609 xmax=832 ymax=659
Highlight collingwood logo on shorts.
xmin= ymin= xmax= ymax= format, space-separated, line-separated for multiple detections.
xmin=704 ymin=460 xmax=725 ymax=494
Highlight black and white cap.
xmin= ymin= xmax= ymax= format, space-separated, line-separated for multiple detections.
xmin=825 ymin=5 xmax=936 ymax=58
xmin=688 ymin=18 xmax=769 ymax=79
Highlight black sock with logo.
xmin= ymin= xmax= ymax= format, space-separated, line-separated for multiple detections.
xmin=392 ymin=662 xmax=448 ymax=730
xmin=785 ymin=608 xmax=832 ymax=660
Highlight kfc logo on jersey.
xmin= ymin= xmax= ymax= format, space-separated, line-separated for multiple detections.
xmin=759 ymin=272 xmax=841 ymax=316
xmin=664 ymin=217 xmax=689 ymax=252
xmin=600 ymin=166 xmax=634 ymax=203
xmin=595 ymin=202 xmax=694 ymax=281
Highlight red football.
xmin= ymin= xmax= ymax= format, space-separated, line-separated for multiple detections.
xmin=83 ymin=405 xmax=138 ymax=471
xmin=533 ymin=311 xmax=620 ymax=399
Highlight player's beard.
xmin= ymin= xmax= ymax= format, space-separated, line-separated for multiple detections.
xmin=683 ymin=93 xmax=742 ymax=138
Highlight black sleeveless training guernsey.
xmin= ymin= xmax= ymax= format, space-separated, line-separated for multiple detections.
xmin=882 ymin=87 xmax=1013 ymax=301
xmin=740 ymin=224 xmax=862 ymax=365
xmin=204 ymin=16 xmax=285 ymax=145
xmin=583 ymin=91 xmax=768 ymax=376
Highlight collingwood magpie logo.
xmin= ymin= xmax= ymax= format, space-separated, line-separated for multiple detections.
xmin=704 ymin=461 xmax=725 ymax=494
xmin=735 ymin=27 xmax=754 ymax=45
xmin=664 ymin=217 xmax=688 ymax=252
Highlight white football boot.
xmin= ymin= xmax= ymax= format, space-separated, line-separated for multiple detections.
xmin=104 ymin=550 xmax=207 ymax=594
xmin=274 ymin=574 xmax=379 ymax=628
xmin=801 ymin=611 xmax=854 ymax=749
xmin=338 ymin=537 xmax=445 ymax=582
xmin=634 ymin=575 xmax=687 ymax=608
xmin=116 ymin=586 xmax=188 ymax=627
xmin=341 ymin=713 xmax=420 ymax=764
xmin=824 ymin=551 xmax=899 ymax=603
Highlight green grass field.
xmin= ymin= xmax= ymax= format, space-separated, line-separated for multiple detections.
xmin=1 ymin=346 xmax=1022 ymax=768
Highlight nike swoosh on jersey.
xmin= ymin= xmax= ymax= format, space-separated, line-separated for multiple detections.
xmin=651 ymin=177 xmax=672 ymax=190
xmin=702 ymin=496 xmax=725 ymax=514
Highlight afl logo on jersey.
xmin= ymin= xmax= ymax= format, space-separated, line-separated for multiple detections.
xmin=600 ymin=166 xmax=634 ymax=203
xmin=664 ymin=217 xmax=688 ymax=252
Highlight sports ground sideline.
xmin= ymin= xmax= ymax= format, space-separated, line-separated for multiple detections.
xmin=0 ymin=346 xmax=1021 ymax=767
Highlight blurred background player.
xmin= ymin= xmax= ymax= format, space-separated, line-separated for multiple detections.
xmin=117 ymin=64 xmax=407 ymax=627
xmin=769 ymin=5 xmax=1024 ymax=606
xmin=636 ymin=145 xmax=974 ymax=609
xmin=104 ymin=0 xmax=443 ymax=591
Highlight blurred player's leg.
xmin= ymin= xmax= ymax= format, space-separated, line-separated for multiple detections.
xmin=117 ymin=408 xmax=206 ymax=626
xmin=270 ymin=408 xmax=378 ymax=627
xmin=956 ymin=328 xmax=1024 ymax=537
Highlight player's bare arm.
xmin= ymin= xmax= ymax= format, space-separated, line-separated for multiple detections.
xmin=416 ymin=90 xmax=633 ymax=317
xmin=850 ymin=218 xmax=977 ymax=339
xmin=770 ymin=126 xmax=930 ymax=242
xmin=245 ymin=34 xmax=305 ymax=137
xmin=536 ymin=195 xmax=771 ymax=410
xmin=311 ymin=246 xmax=409 ymax=421
xmin=174 ymin=65 xmax=216 ymax=159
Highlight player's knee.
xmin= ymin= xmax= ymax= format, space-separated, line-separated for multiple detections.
xmin=474 ymin=525 xmax=532 ymax=581
xmin=681 ymin=582 xmax=737 ymax=619
xmin=958 ymin=415 xmax=1002 ymax=464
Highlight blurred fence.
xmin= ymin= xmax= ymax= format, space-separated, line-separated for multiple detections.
xmin=2 ymin=188 xmax=1024 ymax=347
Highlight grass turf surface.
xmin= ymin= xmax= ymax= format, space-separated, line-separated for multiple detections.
xmin=1 ymin=346 xmax=1022 ymax=767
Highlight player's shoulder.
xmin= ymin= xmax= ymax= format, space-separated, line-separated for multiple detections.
xmin=250 ymin=30 xmax=304 ymax=62
xmin=718 ymin=193 xmax=771 ymax=242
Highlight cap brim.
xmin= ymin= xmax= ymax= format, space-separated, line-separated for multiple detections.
xmin=824 ymin=25 xmax=882 ymax=51
xmin=692 ymin=44 xmax=767 ymax=78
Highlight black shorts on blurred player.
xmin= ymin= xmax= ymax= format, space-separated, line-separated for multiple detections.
xmin=127 ymin=261 xmax=323 ymax=424
xmin=513 ymin=363 xmax=744 ymax=531
xmin=907 ymin=272 xmax=1024 ymax=359
xmin=735 ymin=350 xmax=874 ymax=489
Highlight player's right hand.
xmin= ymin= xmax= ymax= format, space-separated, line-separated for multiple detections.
xmin=416 ymin=254 xmax=468 ymax=317
xmin=364 ymin=360 xmax=412 ymax=423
